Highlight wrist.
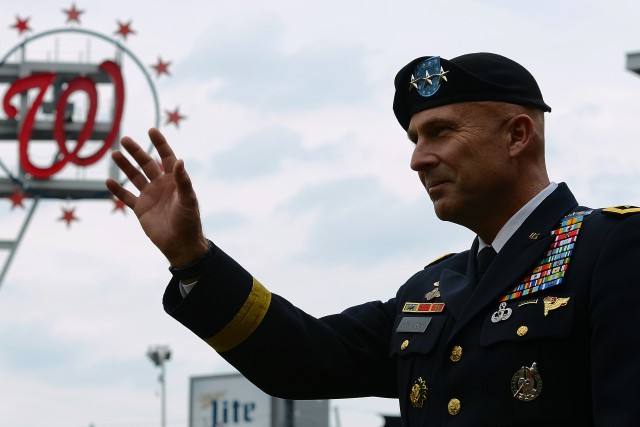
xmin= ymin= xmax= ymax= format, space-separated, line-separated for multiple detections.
xmin=168 ymin=240 xmax=215 ymax=280
xmin=168 ymin=238 xmax=210 ymax=267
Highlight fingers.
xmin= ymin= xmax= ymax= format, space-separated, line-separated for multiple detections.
xmin=148 ymin=128 xmax=178 ymax=174
xmin=114 ymin=128 xmax=177 ymax=181
xmin=111 ymin=148 xmax=151 ymax=192
xmin=109 ymin=128 xmax=187 ymax=201
xmin=105 ymin=178 xmax=137 ymax=209
xmin=173 ymin=159 xmax=199 ymax=208
xmin=120 ymin=136 xmax=163 ymax=182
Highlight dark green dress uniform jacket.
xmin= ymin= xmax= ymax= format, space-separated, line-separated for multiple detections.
xmin=163 ymin=183 xmax=640 ymax=426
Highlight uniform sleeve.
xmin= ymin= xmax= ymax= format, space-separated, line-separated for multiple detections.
xmin=590 ymin=214 xmax=640 ymax=426
xmin=163 ymin=244 xmax=398 ymax=400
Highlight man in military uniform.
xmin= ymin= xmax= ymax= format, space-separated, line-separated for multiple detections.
xmin=106 ymin=52 xmax=640 ymax=426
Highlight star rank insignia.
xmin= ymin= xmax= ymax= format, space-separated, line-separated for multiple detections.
xmin=409 ymin=56 xmax=448 ymax=98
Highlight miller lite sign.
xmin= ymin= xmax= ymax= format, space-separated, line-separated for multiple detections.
xmin=191 ymin=373 xmax=271 ymax=427
xmin=190 ymin=373 xmax=329 ymax=427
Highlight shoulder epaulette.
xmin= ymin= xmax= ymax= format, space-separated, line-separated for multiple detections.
xmin=425 ymin=252 xmax=456 ymax=268
xmin=602 ymin=205 xmax=640 ymax=216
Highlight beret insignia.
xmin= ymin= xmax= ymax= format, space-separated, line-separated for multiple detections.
xmin=409 ymin=56 xmax=448 ymax=98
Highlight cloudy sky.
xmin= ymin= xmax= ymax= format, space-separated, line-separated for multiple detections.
xmin=1 ymin=0 xmax=640 ymax=426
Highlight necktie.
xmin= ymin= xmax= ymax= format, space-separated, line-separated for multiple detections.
xmin=477 ymin=246 xmax=497 ymax=280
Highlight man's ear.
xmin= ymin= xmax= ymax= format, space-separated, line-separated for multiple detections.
xmin=507 ymin=114 xmax=535 ymax=157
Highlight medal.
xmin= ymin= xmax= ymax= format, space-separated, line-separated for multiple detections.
xmin=499 ymin=211 xmax=591 ymax=303
xmin=425 ymin=287 xmax=440 ymax=301
xmin=511 ymin=362 xmax=542 ymax=402
xmin=543 ymin=296 xmax=570 ymax=316
xmin=409 ymin=377 xmax=428 ymax=409
xmin=402 ymin=302 xmax=445 ymax=313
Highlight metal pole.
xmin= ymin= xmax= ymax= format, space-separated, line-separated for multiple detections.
xmin=147 ymin=345 xmax=170 ymax=427
xmin=0 ymin=197 xmax=39 ymax=288
xmin=161 ymin=359 xmax=166 ymax=427
xmin=333 ymin=406 xmax=341 ymax=427
xmin=285 ymin=399 xmax=294 ymax=427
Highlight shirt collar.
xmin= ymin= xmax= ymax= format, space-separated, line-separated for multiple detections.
xmin=478 ymin=182 xmax=558 ymax=254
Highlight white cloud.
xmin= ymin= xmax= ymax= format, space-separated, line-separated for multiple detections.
xmin=174 ymin=13 xmax=372 ymax=112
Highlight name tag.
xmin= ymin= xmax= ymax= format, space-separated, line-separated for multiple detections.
xmin=396 ymin=316 xmax=432 ymax=333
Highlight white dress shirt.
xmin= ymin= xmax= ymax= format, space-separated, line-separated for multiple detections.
xmin=478 ymin=182 xmax=558 ymax=254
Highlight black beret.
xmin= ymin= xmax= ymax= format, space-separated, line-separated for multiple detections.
xmin=392 ymin=53 xmax=551 ymax=130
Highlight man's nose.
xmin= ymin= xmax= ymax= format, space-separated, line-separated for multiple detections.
xmin=410 ymin=140 xmax=438 ymax=171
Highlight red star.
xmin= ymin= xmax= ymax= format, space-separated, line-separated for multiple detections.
xmin=151 ymin=57 xmax=171 ymax=77
xmin=7 ymin=188 xmax=26 ymax=210
xmin=11 ymin=16 xmax=31 ymax=35
xmin=115 ymin=20 xmax=135 ymax=39
xmin=59 ymin=207 xmax=79 ymax=228
xmin=156 ymin=158 xmax=165 ymax=173
xmin=165 ymin=107 xmax=186 ymax=128
xmin=63 ymin=3 xmax=84 ymax=24
xmin=112 ymin=198 xmax=126 ymax=213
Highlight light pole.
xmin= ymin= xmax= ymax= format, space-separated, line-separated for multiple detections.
xmin=147 ymin=345 xmax=171 ymax=427
xmin=627 ymin=52 xmax=640 ymax=75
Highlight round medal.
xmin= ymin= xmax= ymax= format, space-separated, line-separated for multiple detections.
xmin=511 ymin=362 xmax=542 ymax=402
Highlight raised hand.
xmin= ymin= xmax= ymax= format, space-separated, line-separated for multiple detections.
xmin=105 ymin=128 xmax=209 ymax=267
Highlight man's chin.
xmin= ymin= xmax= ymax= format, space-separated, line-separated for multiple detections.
xmin=431 ymin=200 xmax=460 ymax=223
xmin=431 ymin=201 xmax=450 ymax=221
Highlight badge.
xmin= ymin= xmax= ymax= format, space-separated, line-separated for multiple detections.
xmin=396 ymin=316 xmax=432 ymax=333
xmin=543 ymin=296 xmax=570 ymax=316
xmin=410 ymin=377 xmax=428 ymax=409
xmin=402 ymin=302 xmax=445 ymax=313
xmin=491 ymin=302 xmax=512 ymax=323
xmin=409 ymin=56 xmax=448 ymax=97
xmin=425 ymin=287 xmax=440 ymax=301
xmin=511 ymin=362 xmax=542 ymax=401
xmin=518 ymin=299 xmax=538 ymax=307
xmin=450 ymin=345 xmax=463 ymax=362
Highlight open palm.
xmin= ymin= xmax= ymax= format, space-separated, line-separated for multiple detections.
xmin=105 ymin=128 xmax=209 ymax=266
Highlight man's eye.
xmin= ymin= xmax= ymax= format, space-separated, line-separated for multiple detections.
xmin=431 ymin=126 xmax=451 ymax=137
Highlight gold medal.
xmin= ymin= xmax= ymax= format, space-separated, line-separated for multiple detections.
xmin=409 ymin=377 xmax=428 ymax=409
xmin=543 ymin=296 xmax=570 ymax=316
